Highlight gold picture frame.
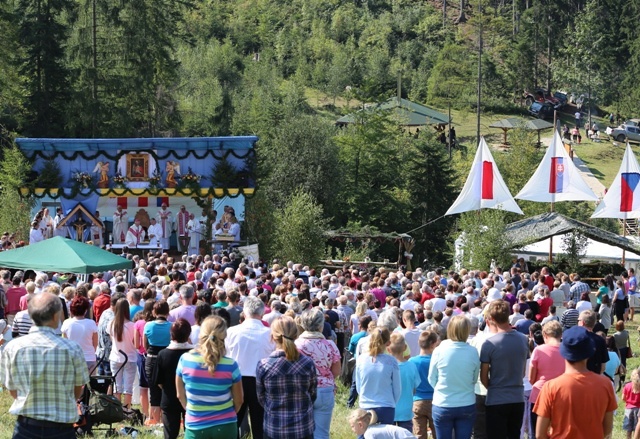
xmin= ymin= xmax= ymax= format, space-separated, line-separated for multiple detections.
xmin=126 ymin=153 xmax=149 ymax=181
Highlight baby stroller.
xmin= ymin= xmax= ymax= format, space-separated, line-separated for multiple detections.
xmin=76 ymin=351 xmax=142 ymax=436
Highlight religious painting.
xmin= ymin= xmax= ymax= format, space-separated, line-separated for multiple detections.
xmin=126 ymin=153 xmax=149 ymax=181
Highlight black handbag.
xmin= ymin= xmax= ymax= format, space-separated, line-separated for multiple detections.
xmin=340 ymin=348 xmax=356 ymax=386
xmin=89 ymin=392 xmax=124 ymax=424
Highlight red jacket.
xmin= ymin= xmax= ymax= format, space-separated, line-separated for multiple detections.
xmin=93 ymin=293 xmax=111 ymax=323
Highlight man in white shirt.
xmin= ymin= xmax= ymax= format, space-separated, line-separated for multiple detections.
xmin=225 ymin=296 xmax=274 ymax=439
xmin=509 ymin=304 xmax=524 ymax=326
xmin=400 ymin=310 xmax=421 ymax=357
xmin=400 ymin=291 xmax=418 ymax=311
xmin=263 ymin=300 xmax=283 ymax=325
xmin=428 ymin=292 xmax=447 ymax=313
xmin=147 ymin=218 xmax=163 ymax=247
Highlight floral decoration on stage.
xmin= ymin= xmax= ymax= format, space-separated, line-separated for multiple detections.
xmin=72 ymin=171 xmax=95 ymax=189
xmin=177 ymin=167 xmax=202 ymax=191
xmin=112 ymin=170 xmax=128 ymax=188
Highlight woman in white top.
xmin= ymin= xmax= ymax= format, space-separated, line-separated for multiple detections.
xmin=575 ymin=292 xmax=593 ymax=315
xmin=61 ymin=296 xmax=98 ymax=374
xmin=109 ymin=298 xmax=138 ymax=407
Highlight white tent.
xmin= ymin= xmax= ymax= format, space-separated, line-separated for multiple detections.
xmin=516 ymin=131 xmax=598 ymax=203
xmin=515 ymin=234 xmax=640 ymax=270
xmin=592 ymin=143 xmax=640 ymax=219
xmin=446 ymin=137 xmax=523 ymax=215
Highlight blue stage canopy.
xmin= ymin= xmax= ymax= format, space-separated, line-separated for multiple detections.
xmin=15 ymin=136 xmax=258 ymax=152
xmin=15 ymin=136 xmax=258 ymax=197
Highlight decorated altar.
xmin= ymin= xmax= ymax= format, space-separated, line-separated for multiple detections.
xmin=16 ymin=137 xmax=257 ymax=247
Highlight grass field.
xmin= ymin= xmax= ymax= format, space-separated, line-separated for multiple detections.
xmin=0 ymin=327 xmax=639 ymax=439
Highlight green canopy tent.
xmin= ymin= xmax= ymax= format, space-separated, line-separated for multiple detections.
xmin=0 ymin=237 xmax=133 ymax=273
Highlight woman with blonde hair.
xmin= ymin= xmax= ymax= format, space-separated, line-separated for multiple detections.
xmin=257 ymin=316 xmax=317 ymax=439
xmin=624 ymin=368 xmax=640 ymax=439
xmin=352 ymin=301 xmax=369 ymax=334
xmin=428 ymin=315 xmax=479 ymax=439
xmin=176 ymin=315 xmax=243 ymax=438
xmin=355 ymin=326 xmax=401 ymax=425
xmin=348 ymin=409 xmax=415 ymax=438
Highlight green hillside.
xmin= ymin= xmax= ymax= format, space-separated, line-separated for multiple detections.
xmin=0 ymin=0 xmax=637 ymax=266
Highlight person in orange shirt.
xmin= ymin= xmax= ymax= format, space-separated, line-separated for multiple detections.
xmin=534 ymin=326 xmax=617 ymax=439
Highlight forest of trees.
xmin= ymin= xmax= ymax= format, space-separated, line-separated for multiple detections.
xmin=0 ymin=0 xmax=636 ymax=266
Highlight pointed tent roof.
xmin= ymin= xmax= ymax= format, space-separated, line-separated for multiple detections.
xmin=446 ymin=137 xmax=523 ymax=215
xmin=516 ymin=130 xmax=598 ymax=202
xmin=504 ymin=212 xmax=640 ymax=254
xmin=0 ymin=237 xmax=133 ymax=273
xmin=592 ymin=143 xmax=640 ymax=219
xmin=336 ymin=98 xmax=450 ymax=126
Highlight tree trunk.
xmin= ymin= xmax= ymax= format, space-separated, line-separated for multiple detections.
xmin=455 ymin=0 xmax=466 ymax=24
xmin=443 ymin=0 xmax=446 ymax=29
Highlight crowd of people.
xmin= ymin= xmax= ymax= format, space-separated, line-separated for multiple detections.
xmin=0 ymin=255 xmax=638 ymax=439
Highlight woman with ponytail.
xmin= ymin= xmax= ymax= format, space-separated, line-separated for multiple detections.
xmin=257 ymin=316 xmax=317 ymax=439
xmin=348 ymin=409 xmax=416 ymax=438
xmin=354 ymin=326 xmax=401 ymax=425
xmin=176 ymin=315 xmax=243 ymax=438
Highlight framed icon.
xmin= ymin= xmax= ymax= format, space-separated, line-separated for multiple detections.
xmin=126 ymin=153 xmax=149 ymax=181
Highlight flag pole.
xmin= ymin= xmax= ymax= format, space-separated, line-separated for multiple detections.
xmin=548 ymin=111 xmax=559 ymax=264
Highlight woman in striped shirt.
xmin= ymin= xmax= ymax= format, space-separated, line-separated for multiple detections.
xmin=176 ymin=315 xmax=243 ymax=438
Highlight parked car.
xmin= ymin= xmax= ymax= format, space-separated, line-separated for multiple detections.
xmin=524 ymin=88 xmax=562 ymax=109
xmin=622 ymin=119 xmax=640 ymax=128
xmin=528 ymin=102 xmax=554 ymax=120
xmin=611 ymin=124 xmax=640 ymax=143
xmin=553 ymin=91 xmax=568 ymax=108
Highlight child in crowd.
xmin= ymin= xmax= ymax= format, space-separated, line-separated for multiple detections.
xmin=409 ymin=331 xmax=440 ymax=439
xmin=623 ymin=368 xmax=640 ymax=439
xmin=349 ymin=409 xmax=416 ymax=439
xmin=389 ymin=333 xmax=421 ymax=433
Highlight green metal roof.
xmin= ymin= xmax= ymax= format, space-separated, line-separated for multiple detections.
xmin=489 ymin=118 xmax=554 ymax=131
xmin=336 ymin=98 xmax=451 ymax=126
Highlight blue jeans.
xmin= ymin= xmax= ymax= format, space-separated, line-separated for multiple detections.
xmin=368 ymin=406 xmax=395 ymax=424
xmin=314 ymin=387 xmax=335 ymax=439
xmin=347 ymin=375 xmax=358 ymax=407
xmin=432 ymin=403 xmax=476 ymax=439
xmin=13 ymin=420 xmax=75 ymax=439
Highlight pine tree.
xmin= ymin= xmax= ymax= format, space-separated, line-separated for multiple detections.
xmin=404 ymin=134 xmax=458 ymax=267
xmin=17 ymin=0 xmax=76 ymax=137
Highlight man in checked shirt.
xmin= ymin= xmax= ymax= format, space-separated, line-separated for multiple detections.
xmin=0 ymin=292 xmax=89 ymax=439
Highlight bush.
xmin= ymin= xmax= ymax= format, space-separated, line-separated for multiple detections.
xmin=272 ymin=190 xmax=328 ymax=266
